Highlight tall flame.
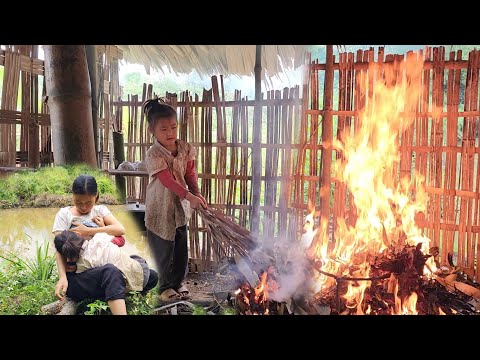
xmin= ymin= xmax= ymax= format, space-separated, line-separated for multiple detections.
xmin=308 ymin=53 xmax=438 ymax=314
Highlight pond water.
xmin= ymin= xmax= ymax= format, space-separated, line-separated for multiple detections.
xmin=0 ymin=205 xmax=154 ymax=265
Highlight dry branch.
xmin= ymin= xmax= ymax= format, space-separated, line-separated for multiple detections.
xmin=196 ymin=207 xmax=257 ymax=261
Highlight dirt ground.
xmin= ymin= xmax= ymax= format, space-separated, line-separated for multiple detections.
xmin=153 ymin=266 xmax=243 ymax=314
xmin=182 ymin=271 xmax=239 ymax=303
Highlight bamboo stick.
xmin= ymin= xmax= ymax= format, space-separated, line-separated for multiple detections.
xmin=319 ymin=46 xmax=334 ymax=233
xmin=442 ymin=50 xmax=456 ymax=264
xmin=346 ymin=51 xmax=357 ymax=228
xmin=333 ymin=52 xmax=346 ymax=236
xmin=433 ymin=47 xmax=445 ymax=257
xmin=470 ymin=50 xmax=479 ymax=277
xmin=457 ymin=49 xmax=475 ymax=272
xmin=472 ymin=50 xmax=480 ymax=282
xmin=240 ymin=96 xmax=249 ymax=228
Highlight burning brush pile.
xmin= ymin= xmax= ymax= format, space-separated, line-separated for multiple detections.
xmin=198 ymin=54 xmax=480 ymax=315
xmin=303 ymin=54 xmax=480 ymax=315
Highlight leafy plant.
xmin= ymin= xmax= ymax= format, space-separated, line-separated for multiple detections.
xmin=125 ymin=290 xmax=156 ymax=315
xmin=0 ymin=259 xmax=57 ymax=315
xmin=219 ymin=307 xmax=237 ymax=315
xmin=84 ymin=300 xmax=110 ymax=315
xmin=191 ymin=305 xmax=208 ymax=315
xmin=0 ymin=237 xmax=56 ymax=282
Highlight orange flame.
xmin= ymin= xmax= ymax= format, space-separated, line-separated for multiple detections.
xmin=236 ymin=266 xmax=278 ymax=315
xmin=307 ymin=53 xmax=438 ymax=314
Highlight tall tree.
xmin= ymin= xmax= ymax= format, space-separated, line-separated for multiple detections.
xmin=44 ymin=45 xmax=96 ymax=167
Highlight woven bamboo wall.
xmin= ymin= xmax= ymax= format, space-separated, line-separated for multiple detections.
xmin=115 ymin=76 xmax=303 ymax=266
xmin=0 ymin=46 xmax=49 ymax=168
xmin=307 ymin=46 xmax=480 ymax=281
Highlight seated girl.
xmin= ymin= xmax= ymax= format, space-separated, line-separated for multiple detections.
xmin=54 ymin=230 xmax=157 ymax=295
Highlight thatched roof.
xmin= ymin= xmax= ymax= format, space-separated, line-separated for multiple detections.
xmin=116 ymin=45 xmax=307 ymax=78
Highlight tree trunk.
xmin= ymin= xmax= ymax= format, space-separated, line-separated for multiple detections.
xmin=43 ymin=45 xmax=97 ymax=167
xmin=85 ymin=45 xmax=100 ymax=166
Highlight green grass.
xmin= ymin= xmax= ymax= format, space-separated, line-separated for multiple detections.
xmin=0 ymin=240 xmax=58 ymax=315
xmin=0 ymin=164 xmax=119 ymax=209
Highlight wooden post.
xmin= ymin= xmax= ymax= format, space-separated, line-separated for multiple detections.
xmin=251 ymin=45 xmax=262 ymax=240
xmin=113 ymin=130 xmax=126 ymax=203
xmin=27 ymin=46 xmax=40 ymax=168
xmin=43 ymin=45 xmax=97 ymax=167
xmin=320 ymin=45 xmax=334 ymax=226
xmin=85 ymin=45 xmax=100 ymax=165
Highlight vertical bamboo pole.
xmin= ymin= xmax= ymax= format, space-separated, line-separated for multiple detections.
xmin=28 ymin=46 xmax=40 ymax=168
xmin=418 ymin=47 xmax=431 ymax=244
xmin=20 ymin=48 xmax=31 ymax=167
xmin=466 ymin=50 xmax=479 ymax=276
xmin=319 ymin=45 xmax=334 ymax=229
xmin=346 ymin=51 xmax=356 ymax=228
xmin=240 ymin=96 xmax=249 ymax=228
xmin=279 ymin=87 xmax=290 ymax=236
xmin=227 ymin=90 xmax=240 ymax=219
xmin=333 ymin=51 xmax=346 ymax=237
xmin=264 ymin=90 xmax=274 ymax=245
xmin=472 ymin=50 xmax=480 ymax=282
xmin=443 ymin=50 xmax=460 ymax=266
xmin=431 ymin=47 xmax=445 ymax=255
xmin=272 ymin=90 xmax=281 ymax=239
xmin=310 ymin=59 xmax=319 ymax=212
xmin=251 ymin=45 xmax=263 ymax=239
xmin=290 ymin=85 xmax=301 ymax=240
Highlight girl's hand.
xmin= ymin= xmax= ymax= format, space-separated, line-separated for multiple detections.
xmin=186 ymin=193 xmax=207 ymax=209
xmin=194 ymin=193 xmax=208 ymax=209
xmin=71 ymin=223 xmax=94 ymax=237
xmin=55 ymin=277 xmax=68 ymax=301
xmin=92 ymin=215 xmax=105 ymax=227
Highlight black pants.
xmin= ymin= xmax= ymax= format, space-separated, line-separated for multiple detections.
xmin=142 ymin=269 xmax=159 ymax=294
xmin=66 ymin=264 xmax=126 ymax=302
xmin=146 ymin=225 xmax=188 ymax=294
xmin=66 ymin=264 xmax=159 ymax=302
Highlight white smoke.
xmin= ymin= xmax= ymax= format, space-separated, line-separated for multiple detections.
xmin=246 ymin=216 xmax=315 ymax=303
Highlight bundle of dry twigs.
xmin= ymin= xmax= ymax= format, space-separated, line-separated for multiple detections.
xmin=196 ymin=207 xmax=257 ymax=260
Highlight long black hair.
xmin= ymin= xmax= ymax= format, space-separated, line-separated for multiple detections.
xmin=142 ymin=98 xmax=177 ymax=127
xmin=54 ymin=230 xmax=85 ymax=261
xmin=72 ymin=174 xmax=98 ymax=197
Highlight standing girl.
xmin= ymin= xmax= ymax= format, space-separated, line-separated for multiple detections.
xmin=143 ymin=98 xmax=207 ymax=302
